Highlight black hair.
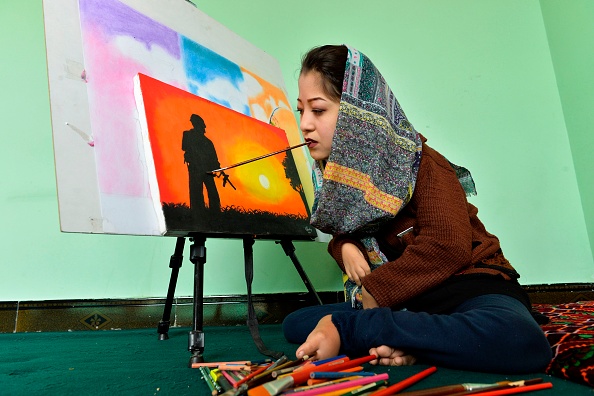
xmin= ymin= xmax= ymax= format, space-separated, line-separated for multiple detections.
xmin=300 ymin=45 xmax=348 ymax=102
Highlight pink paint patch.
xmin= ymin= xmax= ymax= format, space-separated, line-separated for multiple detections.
xmin=81 ymin=25 xmax=183 ymax=198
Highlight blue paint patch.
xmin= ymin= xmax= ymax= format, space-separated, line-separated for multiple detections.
xmin=181 ymin=37 xmax=250 ymax=115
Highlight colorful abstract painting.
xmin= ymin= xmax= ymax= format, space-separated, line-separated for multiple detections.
xmin=135 ymin=73 xmax=316 ymax=237
xmin=44 ymin=0 xmax=313 ymax=236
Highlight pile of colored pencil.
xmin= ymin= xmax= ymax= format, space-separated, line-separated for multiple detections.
xmin=194 ymin=358 xmax=274 ymax=395
xmin=195 ymin=354 xmax=553 ymax=396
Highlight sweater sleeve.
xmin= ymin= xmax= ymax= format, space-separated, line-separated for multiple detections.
xmin=327 ymin=235 xmax=369 ymax=274
xmin=361 ymin=145 xmax=474 ymax=308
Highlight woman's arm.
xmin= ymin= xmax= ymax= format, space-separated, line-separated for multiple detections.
xmin=362 ymin=145 xmax=475 ymax=308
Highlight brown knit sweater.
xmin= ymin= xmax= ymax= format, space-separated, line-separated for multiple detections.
xmin=328 ymin=140 xmax=520 ymax=309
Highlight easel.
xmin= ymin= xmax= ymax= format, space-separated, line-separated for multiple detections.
xmin=156 ymin=233 xmax=322 ymax=366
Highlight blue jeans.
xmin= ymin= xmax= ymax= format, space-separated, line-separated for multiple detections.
xmin=282 ymin=294 xmax=551 ymax=373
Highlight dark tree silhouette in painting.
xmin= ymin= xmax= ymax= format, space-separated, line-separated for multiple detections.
xmin=282 ymin=149 xmax=311 ymax=217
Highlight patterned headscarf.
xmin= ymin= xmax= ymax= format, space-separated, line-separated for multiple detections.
xmin=310 ymin=46 xmax=423 ymax=235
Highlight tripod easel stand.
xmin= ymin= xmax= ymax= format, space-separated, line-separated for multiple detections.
xmin=156 ymin=234 xmax=322 ymax=366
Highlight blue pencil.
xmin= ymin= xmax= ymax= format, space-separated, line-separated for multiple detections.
xmin=312 ymin=354 xmax=347 ymax=366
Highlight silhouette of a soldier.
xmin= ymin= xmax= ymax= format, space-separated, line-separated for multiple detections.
xmin=182 ymin=114 xmax=220 ymax=213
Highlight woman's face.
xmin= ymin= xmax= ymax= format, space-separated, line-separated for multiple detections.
xmin=297 ymin=71 xmax=340 ymax=161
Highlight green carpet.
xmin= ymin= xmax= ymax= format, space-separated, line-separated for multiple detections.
xmin=1 ymin=325 xmax=592 ymax=395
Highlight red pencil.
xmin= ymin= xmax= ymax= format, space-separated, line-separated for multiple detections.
xmin=369 ymin=366 xmax=438 ymax=396
xmin=235 ymin=362 xmax=273 ymax=388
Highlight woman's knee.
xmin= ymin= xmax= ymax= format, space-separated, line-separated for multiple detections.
xmin=431 ymin=295 xmax=551 ymax=373
xmin=457 ymin=297 xmax=552 ymax=373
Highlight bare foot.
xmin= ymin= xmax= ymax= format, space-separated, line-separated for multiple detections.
xmin=296 ymin=315 xmax=341 ymax=361
xmin=369 ymin=345 xmax=416 ymax=366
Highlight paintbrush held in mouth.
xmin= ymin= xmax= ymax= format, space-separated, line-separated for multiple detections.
xmin=207 ymin=141 xmax=310 ymax=175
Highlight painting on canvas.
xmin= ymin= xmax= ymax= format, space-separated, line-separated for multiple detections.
xmin=135 ymin=73 xmax=316 ymax=237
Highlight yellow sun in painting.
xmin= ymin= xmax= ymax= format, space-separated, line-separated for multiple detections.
xmin=259 ymin=174 xmax=270 ymax=189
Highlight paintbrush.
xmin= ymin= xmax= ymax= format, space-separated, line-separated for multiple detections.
xmin=207 ymin=142 xmax=310 ymax=174
xmin=247 ymin=355 xmax=377 ymax=396
xmin=465 ymin=382 xmax=552 ymax=396
xmin=270 ymin=357 xmax=309 ymax=378
xmin=398 ymin=378 xmax=543 ymax=396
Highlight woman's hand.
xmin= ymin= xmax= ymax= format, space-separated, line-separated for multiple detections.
xmin=369 ymin=345 xmax=416 ymax=366
xmin=341 ymin=243 xmax=370 ymax=286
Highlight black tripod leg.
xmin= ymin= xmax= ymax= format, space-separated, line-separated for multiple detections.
xmin=158 ymin=237 xmax=185 ymax=340
xmin=277 ymin=239 xmax=322 ymax=305
xmin=188 ymin=235 xmax=206 ymax=366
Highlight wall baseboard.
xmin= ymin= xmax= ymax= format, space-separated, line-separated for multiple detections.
xmin=1 ymin=283 xmax=592 ymax=333
xmin=523 ymin=282 xmax=594 ymax=304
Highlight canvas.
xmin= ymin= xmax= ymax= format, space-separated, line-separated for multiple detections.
xmin=43 ymin=0 xmax=313 ymax=236
xmin=134 ymin=73 xmax=316 ymax=238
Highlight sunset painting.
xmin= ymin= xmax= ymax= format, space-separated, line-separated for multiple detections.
xmin=135 ymin=73 xmax=316 ymax=238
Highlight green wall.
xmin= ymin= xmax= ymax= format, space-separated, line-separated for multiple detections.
xmin=540 ymin=0 xmax=594 ymax=266
xmin=0 ymin=0 xmax=592 ymax=302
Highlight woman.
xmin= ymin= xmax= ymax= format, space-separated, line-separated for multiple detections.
xmin=283 ymin=45 xmax=551 ymax=373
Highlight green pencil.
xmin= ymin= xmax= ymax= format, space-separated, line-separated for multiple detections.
xmin=341 ymin=379 xmax=387 ymax=395
xmin=199 ymin=366 xmax=217 ymax=395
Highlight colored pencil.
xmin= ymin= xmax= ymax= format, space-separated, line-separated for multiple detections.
xmin=313 ymin=355 xmax=348 ymax=366
xmin=211 ymin=368 xmax=234 ymax=392
xmin=222 ymin=370 xmax=239 ymax=387
xmin=290 ymin=373 xmax=389 ymax=396
xmin=323 ymin=385 xmax=361 ymax=396
xmin=294 ymin=358 xmax=348 ymax=373
xmin=341 ymin=380 xmax=389 ymax=396
xmin=295 ymin=355 xmax=378 ymax=384
xmin=199 ymin=366 xmax=217 ymax=395
xmin=310 ymin=371 xmax=377 ymax=379
xmin=369 ymin=366 xmax=437 ymax=396
xmin=248 ymin=355 xmax=378 ymax=396
xmin=192 ymin=361 xmax=252 ymax=368
xmin=306 ymin=367 xmax=364 ymax=386
xmin=203 ymin=366 xmax=223 ymax=395
xmin=290 ymin=376 xmax=363 ymax=393
xmin=235 ymin=362 xmax=274 ymax=388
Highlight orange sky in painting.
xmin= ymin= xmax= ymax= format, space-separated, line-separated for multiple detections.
xmin=137 ymin=73 xmax=307 ymax=216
